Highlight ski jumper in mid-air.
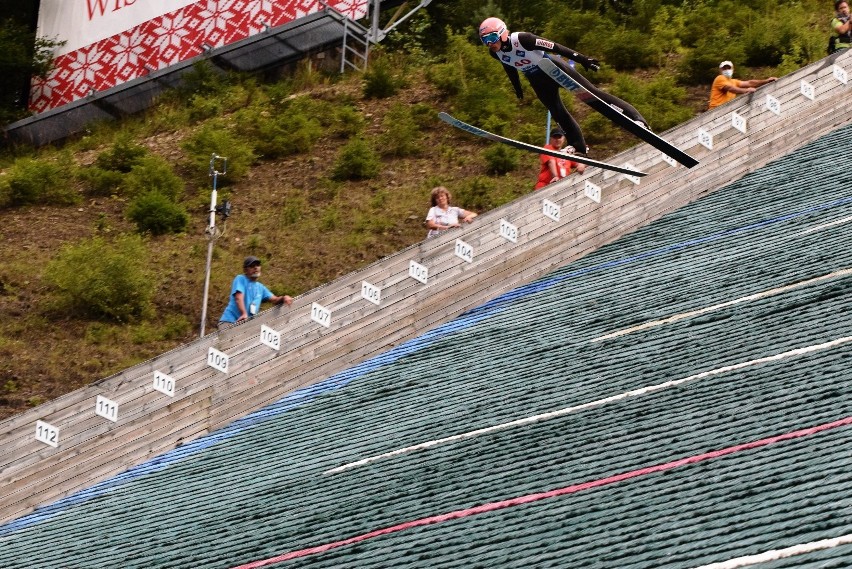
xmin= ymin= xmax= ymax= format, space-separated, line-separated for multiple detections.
xmin=479 ymin=17 xmax=649 ymax=155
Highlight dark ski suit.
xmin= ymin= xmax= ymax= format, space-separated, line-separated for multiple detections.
xmin=490 ymin=32 xmax=648 ymax=154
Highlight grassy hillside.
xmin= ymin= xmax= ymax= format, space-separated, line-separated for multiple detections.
xmin=0 ymin=0 xmax=828 ymax=418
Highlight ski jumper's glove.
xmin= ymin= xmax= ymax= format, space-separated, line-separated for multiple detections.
xmin=573 ymin=54 xmax=600 ymax=72
xmin=583 ymin=57 xmax=601 ymax=72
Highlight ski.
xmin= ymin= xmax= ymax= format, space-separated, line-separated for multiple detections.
xmin=438 ymin=112 xmax=647 ymax=178
xmin=537 ymin=58 xmax=699 ymax=168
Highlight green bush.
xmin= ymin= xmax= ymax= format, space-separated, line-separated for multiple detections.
xmin=234 ymin=103 xmax=323 ymax=158
xmin=453 ymin=175 xmax=497 ymax=211
xmin=187 ymin=93 xmax=223 ymax=123
xmin=332 ymin=138 xmax=381 ymax=180
xmin=95 ymin=133 xmax=147 ymax=173
xmin=610 ymin=74 xmax=693 ymax=132
xmin=456 ymin=82 xmax=517 ymax=132
xmin=332 ymin=105 xmax=366 ymax=137
xmin=678 ymin=36 xmax=746 ymax=85
xmin=741 ymin=11 xmax=817 ymax=68
xmin=44 ymin=234 xmax=155 ymax=322
xmin=410 ymin=102 xmax=438 ymax=129
xmin=580 ymin=113 xmax=617 ymax=145
xmin=123 ymin=155 xmax=184 ymax=199
xmin=425 ymin=61 xmax=463 ymax=96
xmin=263 ymin=80 xmax=293 ymax=108
xmin=176 ymin=61 xmax=227 ymax=98
xmin=605 ymin=29 xmax=660 ymax=70
xmin=513 ymin=122 xmax=547 ymax=146
xmin=1 ymin=156 xmax=78 ymax=206
xmin=77 ymin=166 xmax=125 ymax=196
xmin=453 ymin=174 xmax=525 ymax=211
xmin=677 ymin=0 xmax=819 ymax=80
xmin=378 ymin=103 xmax=420 ymax=157
xmin=138 ymin=100 xmax=193 ymax=135
xmin=483 ymin=144 xmax=520 ymax=175
xmin=263 ymin=114 xmax=322 ymax=158
xmin=0 ymin=177 xmax=11 ymax=208
xmin=286 ymin=95 xmax=335 ymax=127
xmin=543 ymin=10 xmax=607 ymax=50
xmin=181 ymin=122 xmax=256 ymax=185
xmin=649 ymin=6 xmax=686 ymax=62
xmin=378 ymin=10 xmax=434 ymax=63
xmin=220 ymin=79 xmax=260 ymax=113
xmin=577 ymin=25 xmax=659 ymax=71
xmin=680 ymin=2 xmax=742 ymax=49
xmin=126 ymin=191 xmax=189 ymax=235
xmin=425 ymin=32 xmax=505 ymax=101
xmin=363 ymin=56 xmax=404 ymax=99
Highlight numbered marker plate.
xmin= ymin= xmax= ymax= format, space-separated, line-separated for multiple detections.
xmin=765 ymin=94 xmax=780 ymax=116
xmin=311 ymin=302 xmax=332 ymax=328
xmin=800 ymin=79 xmax=815 ymax=101
xmin=35 ymin=420 xmax=59 ymax=448
xmin=207 ymin=346 xmax=229 ymax=373
xmin=408 ymin=260 xmax=428 ymax=284
xmin=153 ymin=370 xmax=176 ymax=397
xmin=834 ymin=64 xmax=848 ymax=85
xmin=361 ymin=280 xmax=381 ymax=305
xmin=455 ymin=239 xmax=474 ymax=263
xmin=661 ymin=152 xmax=677 ymax=167
xmin=260 ymin=324 xmax=281 ymax=351
xmin=621 ymin=164 xmax=640 ymax=185
xmin=542 ymin=199 xmax=561 ymax=222
xmin=499 ymin=219 xmax=518 ymax=243
xmin=731 ymin=111 xmax=747 ymax=134
xmin=95 ymin=395 xmax=119 ymax=423
xmin=584 ymin=180 xmax=601 ymax=204
xmin=698 ymin=128 xmax=713 ymax=150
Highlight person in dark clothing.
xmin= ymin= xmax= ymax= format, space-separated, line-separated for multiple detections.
xmin=831 ymin=0 xmax=852 ymax=52
xmin=478 ymin=17 xmax=648 ymax=154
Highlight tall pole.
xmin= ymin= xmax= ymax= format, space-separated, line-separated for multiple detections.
xmin=371 ymin=0 xmax=380 ymax=44
xmin=545 ymin=111 xmax=552 ymax=145
xmin=200 ymin=154 xmax=227 ymax=337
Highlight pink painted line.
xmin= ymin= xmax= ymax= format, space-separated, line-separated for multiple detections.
xmin=230 ymin=415 xmax=852 ymax=569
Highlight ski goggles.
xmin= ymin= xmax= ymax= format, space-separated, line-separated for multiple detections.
xmin=480 ymin=32 xmax=501 ymax=46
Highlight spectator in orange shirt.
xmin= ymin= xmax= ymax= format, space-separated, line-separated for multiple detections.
xmin=534 ymin=129 xmax=586 ymax=190
xmin=708 ymin=60 xmax=777 ymax=109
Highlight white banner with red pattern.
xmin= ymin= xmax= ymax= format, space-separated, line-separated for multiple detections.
xmin=32 ymin=0 xmax=368 ymax=113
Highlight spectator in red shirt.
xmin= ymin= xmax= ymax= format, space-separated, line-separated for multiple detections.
xmin=535 ymin=129 xmax=586 ymax=190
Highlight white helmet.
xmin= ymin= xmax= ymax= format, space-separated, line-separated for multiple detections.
xmin=479 ymin=17 xmax=508 ymax=45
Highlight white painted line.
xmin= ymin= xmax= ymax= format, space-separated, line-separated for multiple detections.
xmin=592 ymin=268 xmax=852 ymax=342
xmin=690 ymin=533 xmax=852 ymax=569
xmin=324 ymin=335 xmax=852 ymax=475
xmin=796 ymin=214 xmax=852 ymax=235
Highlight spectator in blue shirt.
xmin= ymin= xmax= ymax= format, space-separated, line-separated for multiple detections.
xmin=218 ymin=256 xmax=292 ymax=330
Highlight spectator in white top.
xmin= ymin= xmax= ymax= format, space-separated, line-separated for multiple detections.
xmin=424 ymin=186 xmax=477 ymax=239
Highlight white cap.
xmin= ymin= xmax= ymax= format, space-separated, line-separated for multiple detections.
xmin=719 ymin=60 xmax=734 ymax=69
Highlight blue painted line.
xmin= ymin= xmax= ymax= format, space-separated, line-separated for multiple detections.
xmin=464 ymin=194 xmax=852 ymax=318
xmin=2 ymin=193 xmax=851 ymax=537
